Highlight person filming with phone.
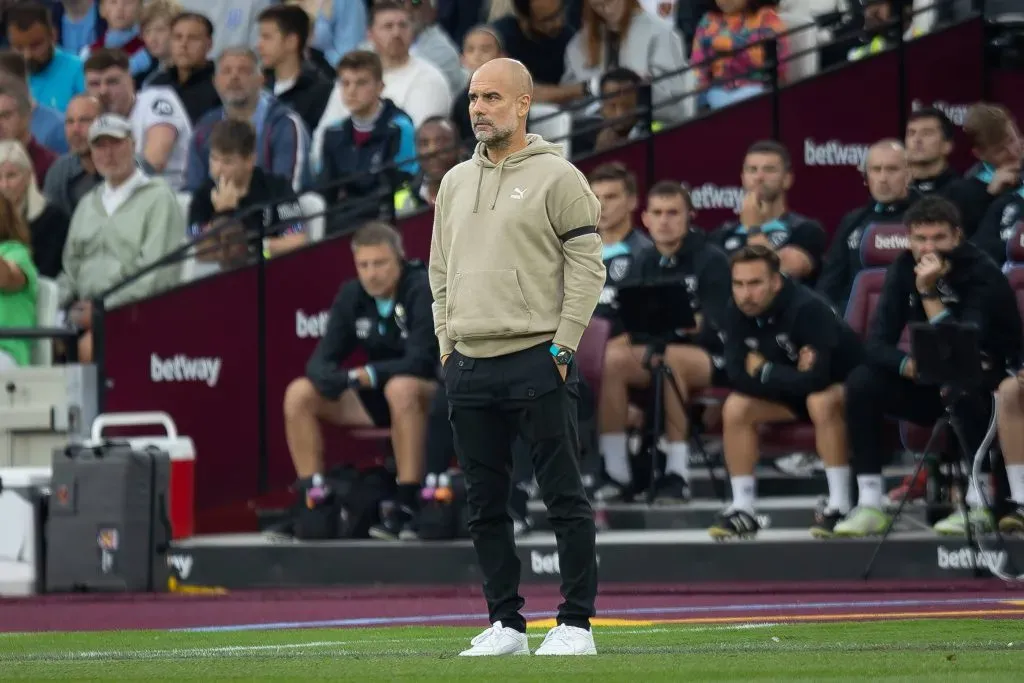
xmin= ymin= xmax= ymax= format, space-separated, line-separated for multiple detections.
xmin=838 ymin=195 xmax=1022 ymax=538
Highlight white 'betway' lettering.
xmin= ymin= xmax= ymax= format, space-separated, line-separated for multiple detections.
xmin=911 ymin=99 xmax=969 ymax=127
xmin=530 ymin=550 xmax=600 ymax=575
xmin=936 ymin=546 xmax=1007 ymax=573
xmin=689 ymin=183 xmax=744 ymax=213
xmin=803 ymin=138 xmax=870 ymax=167
xmin=150 ymin=354 xmax=222 ymax=388
xmin=875 ymin=233 xmax=909 ymax=251
xmin=296 ymin=309 xmax=331 ymax=339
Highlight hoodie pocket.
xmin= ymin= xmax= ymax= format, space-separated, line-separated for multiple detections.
xmin=449 ymin=269 xmax=533 ymax=340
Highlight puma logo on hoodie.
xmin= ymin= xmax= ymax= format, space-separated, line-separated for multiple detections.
xmin=428 ymin=134 xmax=605 ymax=358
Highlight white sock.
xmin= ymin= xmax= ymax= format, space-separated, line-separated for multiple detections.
xmin=825 ymin=466 xmax=852 ymax=514
xmin=1008 ymin=464 xmax=1024 ymax=505
xmin=964 ymin=473 xmax=991 ymax=509
xmin=729 ymin=475 xmax=756 ymax=513
xmin=665 ymin=441 xmax=690 ymax=481
xmin=857 ymin=474 xmax=884 ymax=509
xmin=599 ymin=433 xmax=631 ymax=485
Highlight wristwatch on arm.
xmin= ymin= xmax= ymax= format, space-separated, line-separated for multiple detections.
xmin=550 ymin=344 xmax=574 ymax=365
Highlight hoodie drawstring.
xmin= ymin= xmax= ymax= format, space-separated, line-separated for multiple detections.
xmin=491 ymin=163 xmax=505 ymax=210
xmin=472 ymin=164 xmax=484 ymax=213
xmin=472 ymin=160 xmax=507 ymax=212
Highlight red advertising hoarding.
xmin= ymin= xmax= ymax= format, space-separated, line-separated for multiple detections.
xmin=102 ymin=20 xmax=1003 ymax=533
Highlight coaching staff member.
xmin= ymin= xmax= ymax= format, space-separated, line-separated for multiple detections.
xmin=710 ymin=246 xmax=863 ymax=541
xmin=837 ymin=196 xmax=1022 ymax=538
xmin=429 ymin=58 xmax=604 ymax=657
xmin=283 ymin=222 xmax=439 ymax=541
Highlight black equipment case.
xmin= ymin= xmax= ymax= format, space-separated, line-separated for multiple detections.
xmin=45 ymin=442 xmax=172 ymax=592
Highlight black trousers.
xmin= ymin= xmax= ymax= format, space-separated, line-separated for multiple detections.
xmin=445 ymin=343 xmax=597 ymax=632
xmin=845 ymin=364 xmax=994 ymax=476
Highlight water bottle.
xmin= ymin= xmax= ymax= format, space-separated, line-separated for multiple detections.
xmin=435 ymin=473 xmax=453 ymax=504
xmin=422 ymin=473 xmax=438 ymax=502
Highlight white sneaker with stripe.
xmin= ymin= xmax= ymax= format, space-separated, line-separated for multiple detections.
xmin=458 ymin=621 xmax=530 ymax=657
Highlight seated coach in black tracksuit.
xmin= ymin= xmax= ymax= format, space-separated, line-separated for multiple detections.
xmin=282 ymin=222 xmax=439 ymax=541
xmin=838 ymin=196 xmax=1023 ymax=539
xmin=708 ymin=245 xmax=864 ymax=541
xmin=597 ymin=181 xmax=730 ymax=504
xmin=818 ymin=140 xmax=919 ymax=312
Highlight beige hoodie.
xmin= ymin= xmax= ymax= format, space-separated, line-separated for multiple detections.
xmin=428 ymin=134 xmax=604 ymax=359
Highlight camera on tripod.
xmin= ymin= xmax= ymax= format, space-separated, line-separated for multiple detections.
xmin=616 ymin=281 xmax=697 ymax=350
xmin=909 ymin=320 xmax=983 ymax=391
xmin=614 ymin=281 xmax=723 ymax=503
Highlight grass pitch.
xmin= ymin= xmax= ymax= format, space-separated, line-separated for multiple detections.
xmin=1 ymin=618 xmax=1022 ymax=681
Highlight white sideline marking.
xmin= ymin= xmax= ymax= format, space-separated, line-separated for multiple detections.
xmin=8 ymin=624 xmax=782 ymax=663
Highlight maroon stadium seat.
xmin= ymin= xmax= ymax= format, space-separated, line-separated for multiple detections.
xmin=844 ymin=223 xmax=908 ymax=335
xmin=857 ymin=222 xmax=908 ymax=267
xmin=577 ymin=316 xmax=612 ymax=400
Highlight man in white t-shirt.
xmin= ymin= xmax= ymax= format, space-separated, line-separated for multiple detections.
xmin=312 ymin=0 xmax=451 ymax=168
xmin=83 ymin=48 xmax=192 ymax=190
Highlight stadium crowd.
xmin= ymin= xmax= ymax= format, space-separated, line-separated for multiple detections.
xmin=1 ymin=0 xmax=1024 ymax=543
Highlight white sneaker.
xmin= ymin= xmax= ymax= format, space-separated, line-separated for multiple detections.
xmin=533 ymin=624 xmax=597 ymax=655
xmin=458 ymin=621 xmax=530 ymax=657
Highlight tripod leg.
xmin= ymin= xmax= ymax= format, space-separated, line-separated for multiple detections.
xmin=946 ymin=413 xmax=985 ymax=576
xmin=861 ymin=418 xmax=948 ymax=580
xmin=647 ymin=367 xmax=665 ymax=505
xmin=663 ymin=367 xmax=726 ymax=502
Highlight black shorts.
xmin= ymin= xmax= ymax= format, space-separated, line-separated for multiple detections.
xmin=778 ymin=396 xmax=811 ymax=423
xmin=357 ymin=389 xmax=392 ymax=427
xmin=708 ymin=353 xmax=730 ymax=388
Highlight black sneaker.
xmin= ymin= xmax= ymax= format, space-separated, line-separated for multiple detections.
xmin=708 ymin=508 xmax=760 ymax=540
xmin=369 ymin=505 xmax=418 ymax=541
xmin=652 ymin=473 xmax=690 ymax=505
xmin=998 ymin=504 xmax=1024 ymax=534
xmin=810 ymin=507 xmax=845 ymax=539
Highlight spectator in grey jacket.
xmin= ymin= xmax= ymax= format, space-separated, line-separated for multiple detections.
xmin=562 ymin=0 xmax=694 ymax=123
xmin=43 ymin=92 xmax=102 ymax=216
xmin=59 ymin=114 xmax=184 ymax=362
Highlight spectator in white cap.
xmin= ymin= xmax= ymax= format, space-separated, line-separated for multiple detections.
xmin=57 ymin=112 xmax=184 ymax=362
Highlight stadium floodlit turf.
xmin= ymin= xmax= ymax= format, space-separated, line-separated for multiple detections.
xmin=1 ymin=619 xmax=1022 ymax=680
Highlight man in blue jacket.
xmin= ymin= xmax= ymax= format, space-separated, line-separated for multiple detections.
xmin=318 ymin=50 xmax=417 ymax=233
xmin=185 ymin=47 xmax=310 ymax=193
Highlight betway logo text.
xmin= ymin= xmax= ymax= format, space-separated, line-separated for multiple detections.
xmin=689 ymin=183 xmax=743 ymax=213
xmin=936 ymin=546 xmax=1007 ymax=573
xmin=875 ymin=233 xmax=909 ymax=251
xmin=296 ymin=309 xmax=331 ymax=339
xmin=530 ymin=550 xmax=601 ymax=575
xmin=150 ymin=354 xmax=222 ymax=388
xmin=911 ymin=99 xmax=969 ymax=127
xmin=804 ymin=138 xmax=869 ymax=167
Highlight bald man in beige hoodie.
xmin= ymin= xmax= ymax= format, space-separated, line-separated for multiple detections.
xmin=429 ymin=59 xmax=604 ymax=658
